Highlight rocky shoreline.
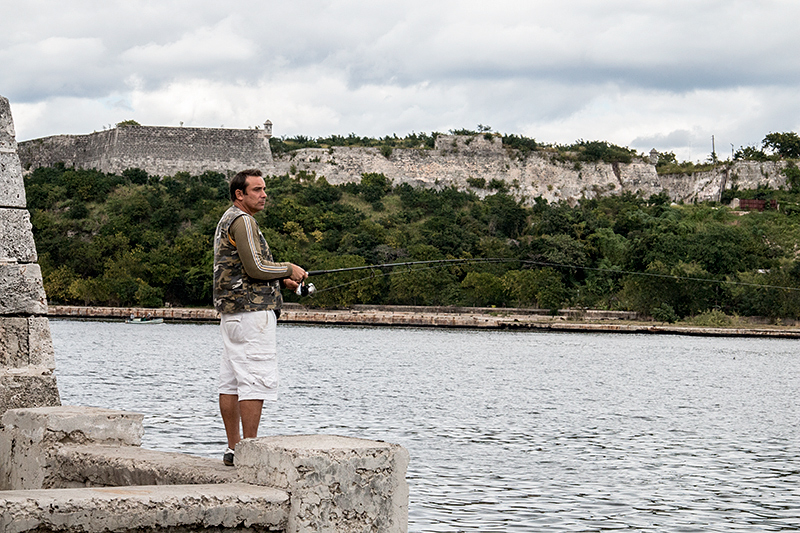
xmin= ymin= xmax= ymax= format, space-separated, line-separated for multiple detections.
xmin=47 ymin=304 xmax=800 ymax=339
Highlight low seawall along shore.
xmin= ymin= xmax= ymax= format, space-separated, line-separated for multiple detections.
xmin=47 ymin=304 xmax=800 ymax=338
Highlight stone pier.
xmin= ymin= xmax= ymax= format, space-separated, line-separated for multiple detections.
xmin=0 ymin=406 xmax=408 ymax=532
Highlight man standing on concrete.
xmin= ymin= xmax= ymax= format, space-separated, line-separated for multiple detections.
xmin=213 ymin=169 xmax=307 ymax=466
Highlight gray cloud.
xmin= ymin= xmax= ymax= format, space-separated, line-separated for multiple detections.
xmin=3 ymin=0 xmax=800 ymax=161
xmin=632 ymin=130 xmax=694 ymax=150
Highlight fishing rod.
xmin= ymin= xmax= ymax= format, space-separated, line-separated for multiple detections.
xmin=296 ymin=257 xmax=519 ymax=296
xmin=307 ymin=257 xmax=517 ymax=276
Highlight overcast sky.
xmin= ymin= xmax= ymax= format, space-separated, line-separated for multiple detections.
xmin=2 ymin=0 xmax=798 ymax=162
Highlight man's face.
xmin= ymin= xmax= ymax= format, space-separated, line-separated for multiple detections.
xmin=236 ymin=175 xmax=267 ymax=215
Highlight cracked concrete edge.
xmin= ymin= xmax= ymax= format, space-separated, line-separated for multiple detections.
xmin=237 ymin=435 xmax=409 ymax=533
xmin=0 ymin=483 xmax=290 ymax=533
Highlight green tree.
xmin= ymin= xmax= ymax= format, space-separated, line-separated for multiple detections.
xmin=305 ymin=254 xmax=386 ymax=307
xmin=360 ymin=173 xmax=392 ymax=203
xmin=734 ymin=145 xmax=768 ymax=161
xmin=781 ymin=162 xmax=800 ymax=190
xmin=501 ymin=268 xmax=565 ymax=310
xmin=43 ymin=265 xmax=78 ymax=304
xmin=122 ymin=168 xmax=149 ymax=184
xmin=763 ymin=131 xmax=800 ymax=158
xmin=620 ymin=261 xmax=720 ymax=318
xmin=731 ymin=261 xmax=800 ymax=319
xmin=461 ymin=272 xmax=505 ymax=306
xmin=135 ymin=281 xmax=164 ymax=308
xmin=386 ymin=245 xmax=459 ymax=306
xmin=482 ymin=193 xmax=527 ymax=238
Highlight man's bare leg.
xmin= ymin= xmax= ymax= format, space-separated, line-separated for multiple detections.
xmin=240 ymin=399 xmax=264 ymax=439
xmin=219 ymin=393 xmax=241 ymax=449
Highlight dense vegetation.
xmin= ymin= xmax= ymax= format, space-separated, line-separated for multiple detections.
xmin=25 ymin=157 xmax=800 ymax=322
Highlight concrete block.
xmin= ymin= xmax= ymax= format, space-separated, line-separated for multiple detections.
xmin=0 ymin=370 xmax=60 ymax=418
xmin=0 ymin=208 xmax=37 ymax=262
xmin=0 ymin=317 xmax=26 ymax=367
xmin=0 ymin=263 xmax=47 ymax=316
xmin=0 ymin=317 xmax=55 ymax=368
xmin=27 ymin=316 xmax=55 ymax=367
xmin=0 ymin=95 xmax=17 ymax=153
xmin=0 ymin=152 xmax=25 ymax=209
xmin=0 ymin=406 xmax=143 ymax=490
xmin=237 ymin=434 xmax=409 ymax=533
xmin=0 ymin=483 xmax=289 ymax=533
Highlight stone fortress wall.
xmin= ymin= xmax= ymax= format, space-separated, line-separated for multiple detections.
xmin=18 ymin=124 xmax=273 ymax=177
xmin=18 ymin=124 xmax=789 ymax=206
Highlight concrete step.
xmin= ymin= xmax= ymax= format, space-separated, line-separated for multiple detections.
xmin=51 ymin=444 xmax=241 ymax=488
xmin=0 ymin=483 xmax=289 ymax=532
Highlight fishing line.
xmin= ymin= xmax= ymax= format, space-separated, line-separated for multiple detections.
xmin=312 ymin=263 xmax=467 ymax=294
xmin=514 ymin=259 xmax=800 ymax=292
xmin=307 ymin=257 xmax=517 ymax=276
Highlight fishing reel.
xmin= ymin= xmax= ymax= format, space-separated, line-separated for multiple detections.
xmin=295 ymin=281 xmax=316 ymax=297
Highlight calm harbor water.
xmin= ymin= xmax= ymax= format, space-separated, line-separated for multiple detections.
xmin=50 ymin=319 xmax=799 ymax=532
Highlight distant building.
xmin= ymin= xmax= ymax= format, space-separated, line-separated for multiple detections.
xmin=731 ymin=198 xmax=778 ymax=212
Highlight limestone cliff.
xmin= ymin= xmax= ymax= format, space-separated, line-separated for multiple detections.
xmin=273 ymin=134 xmax=788 ymax=205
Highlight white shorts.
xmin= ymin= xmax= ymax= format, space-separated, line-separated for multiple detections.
xmin=218 ymin=310 xmax=278 ymax=401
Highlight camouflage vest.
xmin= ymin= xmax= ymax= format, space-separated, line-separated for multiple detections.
xmin=213 ymin=205 xmax=283 ymax=314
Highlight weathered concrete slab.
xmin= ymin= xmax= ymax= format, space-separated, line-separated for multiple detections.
xmin=0 ymin=152 xmax=25 ymax=209
xmin=0 ymin=263 xmax=47 ymax=315
xmin=237 ymin=434 xmax=409 ymax=533
xmin=0 ymin=370 xmax=59 ymax=422
xmin=0 ymin=483 xmax=290 ymax=533
xmin=0 ymin=208 xmax=37 ymax=263
xmin=0 ymin=406 xmax=141 ymax=490
xmin=51 ymin=444 xmax=240 ymax=488
xmin=0 ymin=317 xmax=55 ymax=368
xmin=3 ymin=406 xmax=144 ymax=446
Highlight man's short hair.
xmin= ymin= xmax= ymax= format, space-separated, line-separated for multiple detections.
xmin=230 ymin=169 xmax=263 ymax=201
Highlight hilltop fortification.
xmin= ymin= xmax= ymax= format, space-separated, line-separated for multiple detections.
xmin=18 ymin=124 xmax=273 ymax=177
xmin=18 ymin=126 xmax=788 ymax=205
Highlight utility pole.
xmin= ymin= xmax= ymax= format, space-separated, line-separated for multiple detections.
xmin=711 ymin=135 xmax=717 ymax=163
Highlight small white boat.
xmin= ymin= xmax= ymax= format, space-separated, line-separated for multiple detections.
xmin=125 ymin=317 xmax=164 ymax=324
